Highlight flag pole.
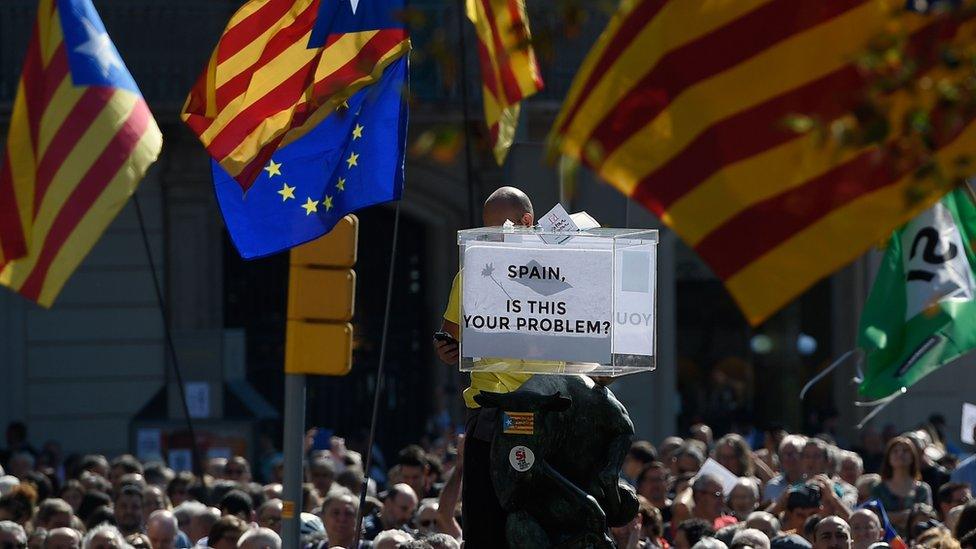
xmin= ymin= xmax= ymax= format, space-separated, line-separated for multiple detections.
xmin=353 ymin=202 xmax=402 ymax=546
xmin=133 ymin=193 xmax=202 ymax=476
xmin=455 ymin=0 xmax=479 ymax=227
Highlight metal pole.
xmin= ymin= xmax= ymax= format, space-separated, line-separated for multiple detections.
xmin=281 ymin=373 xmax=306 ymax=549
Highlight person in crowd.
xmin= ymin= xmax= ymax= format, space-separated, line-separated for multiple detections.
xmin=396 ymin=447 xmax=433 ymax=500
xmin=412 ymin=501 xmax=440 ymax=536
xmin=222 ymin=458 xmax=251 ymax=485
xmin=363 ymin=483 xmax=418 ymax=540
xmin=951 ymin=426 xmax=976 ymax=490
xmin=81 ymin=524 xmax=127 ymax=549
xmin=188 ymin=506 xmax=219 ymax=545
xmin=236 ymin=528 xmax=280 ymax=549
xmin=675 ymin=519 xmax=717 ymax=549
xmin=907 ymin=503 xmax=941 ymax=543
xmin=678 ymin=474 xmax=737 ymax=531
xmin=206 ymin=516 xmax=248 ymax=549
xmin=939 ymin=483 xmax=973 ymax=521
xmin=756 ymin=425 xmax=787 ymax=474
xmin=906 ymin=432 xmax=952 ymax=496
xmin=714 ymin=434 xmax=755 ymax=479
xmin=849 ymin=509 xmax=883 ymax=549
xmin=691 ymin=425 xmax=715 ymax=450
xmin=218 ymin=491 xmax=254 ymax=523
xmin=0 ymin=521 xmax=27 ymax=549
xmin=165 ymin=473 xmax=193 ymax=509
xmin=33 ymin=499 xmax=72 ymax=531
xmin=625 ymin=441 xmax=659 ymax=486
xmin=801 ymin=439 xmax=857 ymax=510
xmin=113 ymin=485 xmax=144 ymax=536
xmin=765 ymin=436 xmax=808 ymax=503
xmin=109 ymin=456 xmax=143 ymax=489
xmin=731 ymin=528 xmax=770 ymax=549
xmin=673 ymin=444 xmax=707 ymax=476
xmin=57 ymin=483 xmax=83 ymax=516
xmin=813 ymin=516 xmax=852 ymax=549
xmin=856 ymin=475 xmax=882 ymax=506
xmin=256 ymin=499 xmax=282 ymax=534
xmin=319 ymin=489 xmax=367 ymax=549
xmin=145 ymin=510 xmax=180 ymax=549
xmin=779 ymin=484 xmax=825 ymax=534
xmin=373 ymin=529 xmax=414 ymax=548
xmin=306 ymin=458 xmax=335 ymax=499
xmin=142 ymin=487 xmax=170 ymax=524
xmin=730 ymin=478 xmax=761 ymax=520
xmin=745 ymin=511 xmax=780 ymax=540
xmin=638 ymin=461 xmax=673 ymax=523
xmin=871 ymin=436 xmax=933 ymax=533
xmin=45 ymin=527 xmax=80 ymax=549
xmin=839 ymin=453 xmax=864 ymax=489
xmin=660 ymin=438 xmax=686 ymax=466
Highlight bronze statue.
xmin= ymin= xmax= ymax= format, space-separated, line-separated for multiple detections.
xmin=475 ymin=374 xmax=639 ymax=547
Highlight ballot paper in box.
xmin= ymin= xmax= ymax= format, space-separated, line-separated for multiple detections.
xmin=458 ymin=211 xmax=657 ymax=377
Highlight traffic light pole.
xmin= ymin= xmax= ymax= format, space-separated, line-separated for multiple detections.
xmin=281 ymin=373 xmax=306 ymax=549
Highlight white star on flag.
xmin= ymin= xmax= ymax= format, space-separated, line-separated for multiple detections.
xmin=349 ymin=0 xmax=360 ymax=14
xmin=75 ymin=17 xmax=123 ymax=77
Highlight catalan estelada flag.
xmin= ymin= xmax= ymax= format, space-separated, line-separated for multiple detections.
xmin=550 ymin=1 xmax=976 ymax=325
xmin=182 ymin=0 xmax=410 ymax=191
xmin=0 ymin=0 xmax=162 ymax=307
xmin=466 ymin=0 xmax=543 ymax=164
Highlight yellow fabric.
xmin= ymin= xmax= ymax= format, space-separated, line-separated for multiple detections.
xmin=444 ymin=273 xmax=531 ymax=409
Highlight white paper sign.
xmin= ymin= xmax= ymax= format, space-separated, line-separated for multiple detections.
xmin=462 ymin=243 xmax=613 ymax=362
xmin=135 ymin=429 xmax=162 ymax=460
xmin=185 ymin=382 xmax=210 ymax=419
xmin=962 ymin=403 xmax=976 ymax=444
xmin=696 ymin=458 xmax=740 ymax=496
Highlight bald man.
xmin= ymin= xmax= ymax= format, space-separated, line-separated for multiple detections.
xmin=434 ymin=186 xmax=535 ymax=548
xmin=814 ymin=516 xmax=852 ymax=549
xmin=849 ymin=510 xmax=883 ymax=549
xmin=43 ymin=528 xmax=80 ymax=549
xmin=146 ymin=510 xmax=179 ymax=549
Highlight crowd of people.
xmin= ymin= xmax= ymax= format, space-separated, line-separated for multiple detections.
xmin=1 ymin=416 xmax=976 ymax=549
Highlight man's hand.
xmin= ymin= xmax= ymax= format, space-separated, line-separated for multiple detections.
xmin=434 ymin=339 xmax=459 ymax=364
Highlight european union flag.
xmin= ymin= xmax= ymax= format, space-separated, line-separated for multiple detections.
xmin=212 ymin=57 xmax=408 ymax=259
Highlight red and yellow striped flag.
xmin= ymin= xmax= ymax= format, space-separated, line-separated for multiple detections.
xmin=0 ymin=0 xmax=162 ymax=307
xmin=466 ymin=0 xmax=544 ymax=164
xmin=182 ymin=0 xmax=410 ymax=191
xmin=550 ymin=0 xmax=976 ymax=325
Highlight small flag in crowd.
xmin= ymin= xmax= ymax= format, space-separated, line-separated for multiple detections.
xmin=858 ymin=186 xmax=976 ymax=400
xmin=213 ymin=57 xmax=408 ymax=259
xmin=860 ymin=499 xmax=908 ymax=549
xmin=0 ymin=0 xmax=162 ymax=306
xmin=466 ymin=0 xmax=543 ymax=164
xmin=182 ymin=0 xmax=410 ymax=191
xmin=549 ymin=1 xmax=975 ymax=325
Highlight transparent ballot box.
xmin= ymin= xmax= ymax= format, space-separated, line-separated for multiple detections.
xmin=458 ymin=226 xmax=657 ymax=377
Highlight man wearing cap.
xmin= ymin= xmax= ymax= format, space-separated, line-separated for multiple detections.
xmin=777 ymin=484 xmax=824 ymax=534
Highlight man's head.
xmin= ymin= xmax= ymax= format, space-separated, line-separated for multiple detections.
xmin=256 ymin=500 xmax=283 ymax=534
xmin=218 ymin=490 xmax=253 ymax=523
xmin=207 ymin=516 xmax=248 ymax=549
xmin=319 ymin=490 xmax=358 ymax=546
xmin=81 ymin=524 xmax=127 ymax=549
xmin=373 ymin=530 xmax=413 ymax=549
xmin=715 ymin=434 xmax=752 ymax=477
xmin=779 ymin=435 xmax=808 ymax=480
xmin=675 ymin=519 xmax=717 ymax=549
xmin=306 ymin=458 xmax=335 ymax=497
xmin=482 ymin=186 xmax=533 ymax=227
xmin=938 ymin=482 xmax=972 ymax=520
xmin=690 ymin=424 xmax=714 ymax=448
xmin=802 ymin=439 xmax=833 ymax=477
xmin=187 ymin=506 xmax=219 ymax=545
xmin=637 ymin=461 xmax=670 ymax=503
xmin=692 ymin=474 xmax=725 ymax=521
xmin=141 ymin=487 xmax=169 ymax=523
xmin=623 ymin=441 xmax=658 ymax=481
xmin=109 ymin=456 xmax=143 ymax=489
xmin=730 ymin=529 xmax=770 ymax=549
xmin=0 ymin=521 xmax=27 ymax=549
xmin=381 ymin=483 xmax=418 ymax=529
xmin=145 ymin=510 xmax=178 ymax=549
xmin=838 ymin=452 xmax=863 ymax=487
xmin=413 ymin=501 xmax=439 ymax=534
xmin=849 ymin=510 xmax=882 ymax=549
xmin=43 ymin=528 xmax=79 ymax=549
xmin=813 ymin=516 xmax=852 ymax=549
xmin=396 ymin=447 xmax=429 ymax=500
xmin=674 ymin=444 xmax=706 ymax=475
xmin=222 ymin=458 xmax=251 ymax=484
xmin=34 ymin=499 xmax=72 ymax=530
xmin=236 ymin=527 xmax=281 ymax=549
xmin=784 ymin=484 xmax=824 ymax=532
xmin=113 ymin=485 xmax=144 ymax=535
xmin=746 ymin=512 xmax=781 ymax=541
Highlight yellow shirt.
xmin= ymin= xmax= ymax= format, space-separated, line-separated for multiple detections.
xmin=444 ymin=273 xmax=531 ymax=408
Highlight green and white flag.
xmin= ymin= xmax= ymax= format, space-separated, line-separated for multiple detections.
xmin=858 ymin=186 xmax=976 ymax=399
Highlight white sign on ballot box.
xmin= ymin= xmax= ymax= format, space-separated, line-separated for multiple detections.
xmin=458 ymin=226 xmax=657 ymax=376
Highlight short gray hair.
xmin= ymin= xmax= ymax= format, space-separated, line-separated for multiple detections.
xmin=693 ymin=537 xmax=729 ymax=549
xmin=237 ymin=527 xmax=281 ymax=549
xmin=0 ymin=521 xmax=26 ymax=545
xmin=731 ymin=528 xmax=771 ymax=549
xmin=373 ymin=529 xmax=413 ymax=545
xmin=82 ymin=524 xmax=127 ymax=549
xmin=424 ymin=533 xmax=461 ymax=549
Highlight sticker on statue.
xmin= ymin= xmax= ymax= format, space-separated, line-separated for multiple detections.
xmin=509 ymin=445 xmax=535 ymax=472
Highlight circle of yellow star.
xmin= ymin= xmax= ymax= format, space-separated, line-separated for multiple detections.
xmin=301 ymin=197 xmax=318 ymax=216
xmin=277 ymin=182 xmax=296 ymax=201
xmin=323 ymin=195 xmax=334 ymax=211
xmin=336 ymin=177 xmax=346 ymax=192
xmin=346 ymin=152 xmax=359 ymax=168
xmin=264 ymin=159 xmax=282 ymax=178
xmin=352 ymin=124 xmax=364 ymax=140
